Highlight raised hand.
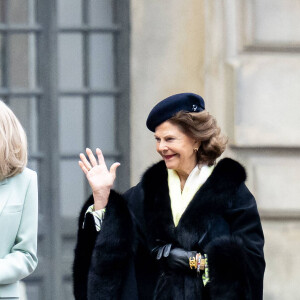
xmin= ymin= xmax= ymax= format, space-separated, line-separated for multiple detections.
xmin=79 ymin=148 xmax=120 ymax=209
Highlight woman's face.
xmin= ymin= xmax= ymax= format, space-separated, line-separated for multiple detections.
xmin=154 ymin=121 xmax=199 ymax=176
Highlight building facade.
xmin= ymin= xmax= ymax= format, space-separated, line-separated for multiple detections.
xmin=1 ymin=0 xmax=299 ymax=299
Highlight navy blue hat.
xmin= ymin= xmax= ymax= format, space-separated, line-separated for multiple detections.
xmin=146 ymin=93 xmax=205 ymax=132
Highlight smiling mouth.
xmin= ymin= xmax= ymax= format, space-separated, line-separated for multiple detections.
xmin=164 ymin=154 xmax=176 ymax=160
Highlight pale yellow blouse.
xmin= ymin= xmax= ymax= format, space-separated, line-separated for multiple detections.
xmin=168 ymin=164 xmax=214 ymax=226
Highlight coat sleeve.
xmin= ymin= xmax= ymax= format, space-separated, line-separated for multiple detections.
xmin=73 ymin=195 xmax=98 ymax=300
xmin=205 ymin=183 xmax=265 ymax=300
xmin=0 ymin=171 xmax=38 ymax=284
xmin=87 ymin=190 xmax=136 ymax=300
xmin=73 ymin=190 xmax=137 ymax=300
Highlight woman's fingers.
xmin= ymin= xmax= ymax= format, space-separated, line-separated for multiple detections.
xmin=78 ymin=161 xmax=89 ymax=175
xmin=79 ymin=152 xmax=92 ymax=171
xmin=78 ymin=148 xmax=120 ymax=193
xmin=79 ymin=148 xmax=115 ymax=177
xmin=110 ymin=162 xmax=121 ymax=179
xmin=86 ymin=148 xmax=98 ymax=167
xmin=95 ymin=148 xmax=105 ymax=165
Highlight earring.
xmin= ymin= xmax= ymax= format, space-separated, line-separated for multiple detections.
xmin=193 ymin=148 xmax=198 ymax=153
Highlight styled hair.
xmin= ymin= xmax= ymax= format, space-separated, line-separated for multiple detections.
xmin=169 ymin=110 xmax=227 ymax=166
xmin=0 ymin=100 xmax=28 ymax=180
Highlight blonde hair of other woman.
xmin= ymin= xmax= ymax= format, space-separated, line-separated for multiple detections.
xmin=0 ymin=100 xmax=28 ymax=180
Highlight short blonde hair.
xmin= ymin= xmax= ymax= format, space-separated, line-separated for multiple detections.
xmin=0 ymin=100 xmax=28 ymax=180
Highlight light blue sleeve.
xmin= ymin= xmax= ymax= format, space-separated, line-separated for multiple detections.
xmin=0 ymin=172 xmax=38 ymax=284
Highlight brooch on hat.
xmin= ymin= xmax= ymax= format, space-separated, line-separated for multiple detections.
xmin=192 ymin=104 xmax=198 ymax=111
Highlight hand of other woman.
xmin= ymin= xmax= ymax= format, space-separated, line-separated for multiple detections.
xmin=79 ymin=148 xmax=120 ymax=210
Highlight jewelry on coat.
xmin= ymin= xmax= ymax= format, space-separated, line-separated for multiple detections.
xmin=196 ymin=253 xmax=201 ymax=273
xmin=200 ymin=255 xmax=205 ymax=271
xmin=196 ymin=253 xmax=206 ymax=273
xmin=189 ymin=256 xmax=197 ymax=269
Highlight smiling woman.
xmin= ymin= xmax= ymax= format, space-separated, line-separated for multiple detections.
xmin=73 ymin=93 xmax=265 ymax=300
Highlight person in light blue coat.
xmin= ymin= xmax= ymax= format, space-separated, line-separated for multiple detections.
xmin=0 ymin=100 xmax=38 ymax=300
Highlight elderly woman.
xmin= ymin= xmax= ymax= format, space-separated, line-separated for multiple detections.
xmin=0 ymin=100 xmax=38 ymax=300
xmin=73 ymin=93 xmax=265 ymax=300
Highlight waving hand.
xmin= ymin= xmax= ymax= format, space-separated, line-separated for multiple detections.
xmin=79 ymin=148 xmax=120 ymax=209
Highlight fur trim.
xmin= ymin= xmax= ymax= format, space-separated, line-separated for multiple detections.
xmin=142 ymin=161 xmax=176 ymax=248
xmin=73 ymin=195 xmax=98 ymax=300
xmin=211 ymin=158 xmax=246 ymax=188
xmin=73 ymin=191 xmax=134 ymax=300
xmin=205 ymin=236 xmax=251 ymax=300
xmin=87 ymin=190 xmax=134 ymax=300
xmin=142 ymin=158 xmax=247 ymax=250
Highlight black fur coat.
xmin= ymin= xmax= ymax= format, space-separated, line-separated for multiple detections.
xmin=73 ymin=158 xmax=265 ymax=300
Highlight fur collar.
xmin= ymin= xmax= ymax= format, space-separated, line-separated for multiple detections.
xmin=142 ymin=158 xmax=246 ymax=250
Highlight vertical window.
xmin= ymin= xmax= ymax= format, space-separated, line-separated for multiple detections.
xmin=0 ymin=0 xmax=130 ymax=298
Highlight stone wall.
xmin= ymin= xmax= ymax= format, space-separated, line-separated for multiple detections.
xmin=204 ymin=1 xmax=300 ymax=298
